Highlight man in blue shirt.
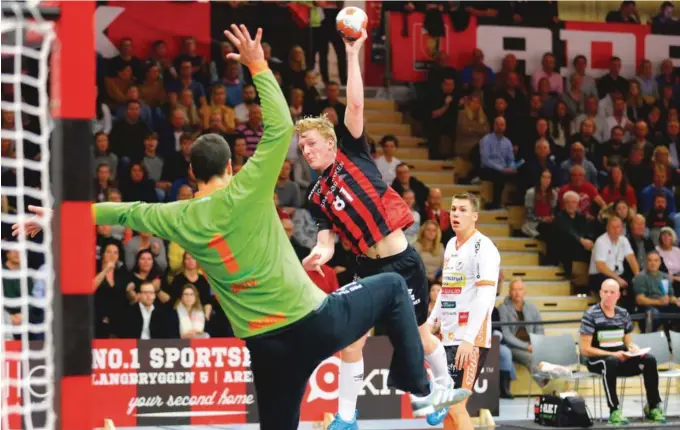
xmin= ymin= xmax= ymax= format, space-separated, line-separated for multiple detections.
xmin=480 ymin=116 xmax=517 ymax=209
xmin=641 ymin=168 xmax=676 ymax=214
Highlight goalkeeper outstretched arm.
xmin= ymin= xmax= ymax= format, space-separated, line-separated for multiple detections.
xmin=13 ymin=25 xmax=291 ymax=241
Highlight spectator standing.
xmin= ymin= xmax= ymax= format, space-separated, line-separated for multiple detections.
xmin=375 ymin=135 xmax=401 ymax=186
xmin=480 ymin=117 xmax=517 ymax=209
xmin=392 ymin=163 xmax=429 ymax=214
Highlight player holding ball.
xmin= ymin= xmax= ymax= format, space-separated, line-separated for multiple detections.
xmin=298 ymin=7 xmax=454 ymax=429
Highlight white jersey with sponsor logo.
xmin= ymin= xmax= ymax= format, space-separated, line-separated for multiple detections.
xmin=428 ymin=230 xmax=500 ymax=348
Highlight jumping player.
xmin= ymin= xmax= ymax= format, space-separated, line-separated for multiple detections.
xmin=296 ymin=30 xmax=452 ymax=428
xmin=428 ymin=193 xmax=501 ymax=430
xmin=12 ymin=25 xmax=471 ymax=430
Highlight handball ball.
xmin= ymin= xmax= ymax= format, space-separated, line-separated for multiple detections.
xmin=336 ymin=7 xmax=368 ymax=41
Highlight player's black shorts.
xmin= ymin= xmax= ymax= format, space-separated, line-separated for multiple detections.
xmin=356 ymin=245 xmax=429 ymax=326
xmin=445 ymin=345 xmax=490 ymax=390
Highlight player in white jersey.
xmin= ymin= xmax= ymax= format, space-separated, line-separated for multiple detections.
xmin=428 ymin=193 xmax=500 ymax=430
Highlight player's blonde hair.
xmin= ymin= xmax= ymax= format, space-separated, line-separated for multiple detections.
xmin=294 ymin=114 xmax=338 ymax=149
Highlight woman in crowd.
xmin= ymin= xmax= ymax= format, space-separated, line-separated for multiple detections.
xmin=93 ymin=243 xmax=130 ymax=338
xmin=600 ymin=164 xmax=637 ymax=210
xmin=599 ymin=199 xmax=634 ymax=237
xmin=165 ymin=252 xmax=211 ymax=311
xmin=626 ymin=80 xmax=648 ymax=123
xmin=126 ymin=249 xmax=163 ymax=303
xmin=523 ymin=169 xmax=558 ymax=264
xmin=652 ymin=145 xmax=680 ymax=187
xmin=175 ymin=284 xmax=207 ymax=339
xmin=657 ymin=227 xmax=680 ymax=283
xmin=121 ymin=162 xmax=158 ymax=203
xmin=548 ymin=101 xmax=573 ymax=161
xmin=414 ymin=220 xmax=445 ymax=285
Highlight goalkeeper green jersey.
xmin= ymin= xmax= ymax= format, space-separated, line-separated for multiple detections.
xmin=93 ymin=69 xmax=326 ymax=338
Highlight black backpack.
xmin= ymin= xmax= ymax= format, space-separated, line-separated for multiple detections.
xmin=534 ymin=394 xmax=594 ymax=428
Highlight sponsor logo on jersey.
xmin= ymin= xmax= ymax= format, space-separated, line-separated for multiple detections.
xmin=458 ymin=312 xmax=469 ymax=326
xmin=442 ymin=274 xmax=465 ymax=287
xmin=455 ymin=260 xmax=464 ymax=270
xmin=442 ymin=301 xmax=456 ymax=309
xmin=441 ymin=287 xmax=462 ymax=295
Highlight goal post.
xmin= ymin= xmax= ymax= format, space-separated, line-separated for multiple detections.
xmin=52 ymin=2 xmax=95 ymax=430
xmin=1 ymin=1 xmax=95 ymax=429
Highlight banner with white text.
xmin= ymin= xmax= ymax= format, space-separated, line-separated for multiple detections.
xmin=3 ymin=336 xmax=499 ymax=426
xmin=389 ymin=12 xmax=680 ymax=83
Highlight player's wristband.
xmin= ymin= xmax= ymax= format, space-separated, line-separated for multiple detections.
xmin=248 ymin=60 xmax=269 ymax=77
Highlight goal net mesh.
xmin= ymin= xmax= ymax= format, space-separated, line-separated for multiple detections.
xmin=1 ymin=1 xmax=57 ymax=429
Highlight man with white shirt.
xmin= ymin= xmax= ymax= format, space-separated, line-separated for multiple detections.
xmin=375 ymin=135 xmax=401 ymax=185
xmin=603 ymin=98 xmax=632 ymax=142
xmin=588 ymin=216 xmax=640 ymax=309
xmin=598 ymin=88 xmax=622 ymax=119
xmin=573 ymin=96 xmax=608 ymax=143
xmin=125 ymin=282 xmax=178 ymax=339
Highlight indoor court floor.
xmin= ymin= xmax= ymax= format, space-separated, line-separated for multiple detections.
xmin=121 ymin=394 xmax=680 ymax=429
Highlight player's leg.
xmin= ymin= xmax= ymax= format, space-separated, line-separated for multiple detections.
xmin=311 ymin=273 xmax=472 ymax=412
xmin=333 ymin=333 xmax=369 ymax=426
xmin=401 ymin=249 xmax=453 ymax=426
xmin=406 ymin=253 xmax=450 ymax=384
xmin=246 ymin=336 xmax=317 ymax=430
xmin=443 ymin=345 xmax=490 ymax=430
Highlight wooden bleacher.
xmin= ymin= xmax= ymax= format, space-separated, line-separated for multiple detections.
xmin=354 ymin=89 xmax=667 ymax=397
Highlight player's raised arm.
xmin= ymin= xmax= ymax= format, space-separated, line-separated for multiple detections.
xmin=343 ymin=29 xmax=368 ymax=144
xmin=12 ymin=201 xmax=183 ymax=243
xmin=224 ymin=24 xmax=293 ymax=198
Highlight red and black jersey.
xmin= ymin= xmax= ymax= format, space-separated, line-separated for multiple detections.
xmin=308 ymin=132 xmax=414 ymax=255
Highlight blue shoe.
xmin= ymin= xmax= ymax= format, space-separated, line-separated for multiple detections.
xmin=327 ymin=410 xmax=359 ymax=430
xmin=426 ymin=405 xmax=449 ymax=426
xmin=411 ymin=381 xmax=472 ymax=418
xmin=425 ymin=377 xmax=453 ymax=425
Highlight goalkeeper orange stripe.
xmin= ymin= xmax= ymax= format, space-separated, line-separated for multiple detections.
xmin=208 ymin=234 xmax=241 ymax=273
xmin=248 ymin=60 xmax=269 ymax=77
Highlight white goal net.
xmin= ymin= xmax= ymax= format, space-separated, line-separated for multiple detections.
xmin=1 ymin=2 xmax=56 ymax=429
